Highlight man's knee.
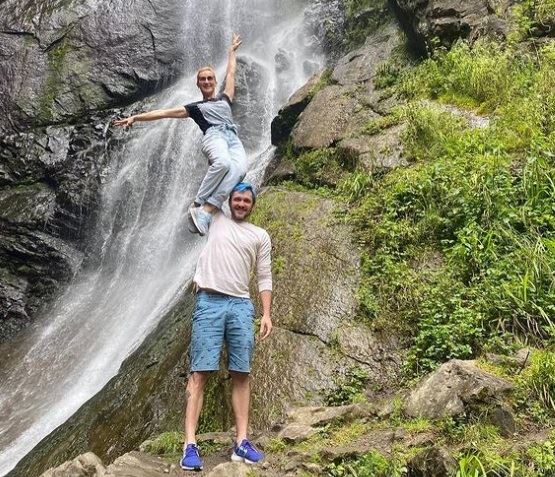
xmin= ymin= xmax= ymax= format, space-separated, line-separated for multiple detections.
xmin=187 ymin=371 xmax=210 ymax=393
xmin=229 ymin=371 xmax=250 ymax=385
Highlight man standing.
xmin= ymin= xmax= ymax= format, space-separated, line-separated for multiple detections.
xmin=181 ymin=182 xmax=273 ymax=471
xmin=113 ymin=33 xmax=247 ymax=236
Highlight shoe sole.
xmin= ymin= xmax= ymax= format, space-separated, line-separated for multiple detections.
xmin=231 ymin=452 xmax=259 ymax=465
xmin=180 ymin=464 xmax=203 ymax=471
xmin=188 ymin=206 xmax=206 ymax=236
xmin=187 ymin=208 xmax=199 ymax=234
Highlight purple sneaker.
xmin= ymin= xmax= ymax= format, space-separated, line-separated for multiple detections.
xmin=231 ymin=439 xmax=264 ymax=464
xmin=180 ymin=443 xmax=203 ymax=471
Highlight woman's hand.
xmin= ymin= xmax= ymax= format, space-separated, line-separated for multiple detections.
xmin=229 ymin=33 xmax=242 ymax=53
xmin=112 ymin=116 xmax=136 ymax=128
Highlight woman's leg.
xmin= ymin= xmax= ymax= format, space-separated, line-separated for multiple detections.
xmin=195 ymin=129 xmax=232 ymax=207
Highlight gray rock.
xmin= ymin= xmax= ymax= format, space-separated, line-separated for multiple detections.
xmin=233 ymin=57 xmax=271 ymax=153
xmin=285 ymin=404 xmax=372 ymax=428
xmin=332 ymin=22 xmax=403 ymax=89
xmin=105 ymin=451 xmax=179 ymax=476
xmin=271 ymin=73 xmax=322 ymax=147
xmin=0 ymin=118 xmax=112 ymax=341
xmin=407 ymin=447 xmax=457 ymax=477
xmin=249 ymin=190 xmax=400 ymax=427
xmin=515 ymin=348 xmax=532 ymax=368
xmin=337 ymin=124 xmax=407 ymax=172
xmin=392 ymin=0 xmax=509 ymax=53
xmin=39 ymin=452 xmax=105 ymax=477
xmin=206 ymin=462 xmax=252 ymax=477
xmin=302 ymin=462 xmax=323 ymax=474
xmin=404 ymin=360 xmax=514 ymax=419
xmin=487 ymin=403 xmax=516 ymax=437
xmin=291 ymin=85 xmax=373 ymax=150
xmin=278 ymin=423 xmax=319 ymax=443
xmin=288 ymin=21 xmax=405 ymax=151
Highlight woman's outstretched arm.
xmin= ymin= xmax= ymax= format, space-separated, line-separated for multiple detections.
xmin=113 ymin=106 xmax=188 ymax=128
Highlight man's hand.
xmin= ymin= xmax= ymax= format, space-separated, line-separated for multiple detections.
xmin=113 ymin=116 xmax=135 ymax=128
xmin=259 ymin=314 xmax=272 ymax=340
xmin=230 ymin=32 xmax=242 ymax=53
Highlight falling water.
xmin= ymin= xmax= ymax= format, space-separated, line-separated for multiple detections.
xmin=0 ymin=0 xmax=324 ymax=474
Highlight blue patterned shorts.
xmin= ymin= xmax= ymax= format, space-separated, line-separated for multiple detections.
xmin=190 ymin=291 xmax=255 ymax=373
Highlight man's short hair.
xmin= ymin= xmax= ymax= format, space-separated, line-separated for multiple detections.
xmin=196 ymin=66 xmax=217 ymax=82
xmin=230 ymin=182 xmax=257 ymax=203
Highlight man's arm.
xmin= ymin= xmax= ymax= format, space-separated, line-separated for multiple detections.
xmin=223 ymin=33 xmax=242 ymax=102
xmin=113 ymin=106 xmax=188 ymax=128
xmin=259 ymin=290 xmax=272 ymax=340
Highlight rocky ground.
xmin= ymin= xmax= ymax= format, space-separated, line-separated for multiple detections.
xmin=40 ymin=354 xmax=539 ymax=476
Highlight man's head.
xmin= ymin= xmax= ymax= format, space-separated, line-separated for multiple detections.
xmin=196 ymin=66 xmax=217 ymax=99
xmin=229 ymin=182 xmax=256 ymax=221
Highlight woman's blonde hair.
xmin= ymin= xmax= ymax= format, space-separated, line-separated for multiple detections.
xmin=196 ymin=66 xmax=217 ymax=82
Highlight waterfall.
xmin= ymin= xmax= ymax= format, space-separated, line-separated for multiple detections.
xmin=0 ymin=1 xmax=324 ymax=475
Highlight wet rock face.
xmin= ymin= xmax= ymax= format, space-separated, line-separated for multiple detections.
xmin=392 ymin=0 xmax=510 ymax=53
xmin=249 ymin=189 xmax=401 ymax=428
xmin=0 ymin=117 xmax=114 ymax=341
xmin=0 ymin=0 xmax=186 ymax=133
xmin=233 ymin=57 xmax=271 ymax=153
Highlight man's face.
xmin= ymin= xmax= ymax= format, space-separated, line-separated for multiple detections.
xmin=197 ymin=70 xmax=216 ymax=98
xmin=229 ymin=191 xmax=254 ymax=221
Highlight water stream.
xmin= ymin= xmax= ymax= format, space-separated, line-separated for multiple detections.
xmin=0 ymin=0 xmax=324 ymax=474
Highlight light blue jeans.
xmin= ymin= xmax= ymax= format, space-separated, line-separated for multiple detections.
xmin=196 ymin=125 xmax=247 ymax=209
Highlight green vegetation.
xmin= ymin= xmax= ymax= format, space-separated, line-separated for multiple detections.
xmin=325 ymin=367 xmax=369 ymax=406
xmin=326 ymin=450 xmax=406 ymax=477
xmin=344 ymin=0 xmax=390 ymax=48
xmin=510 ymin=0 xmax=555 ymax=40
xmin=141 ymin=431 xmax=183 ymax=458
xmin=518 ymin=350 xmax=555 ymax=413
xmin=341 ymin=39 xmax=555 ymax=375
xmin=292 ymin=148 xmax=358 ymax=189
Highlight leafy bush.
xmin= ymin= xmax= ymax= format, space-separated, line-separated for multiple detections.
xmin=325 ymin=367 xmax=369 ymax=406
xmin=140 ymin=432 xmax=183 ymax=457
xmin=519 ymin=350 xmax=555 ymax=412
xmin=294 ymin=148 xmax=357 ymax=188
xmin=526 ymin=435 xmax=555 ymax=473
xmin=326 ymin=450 xmax=405 ymax=477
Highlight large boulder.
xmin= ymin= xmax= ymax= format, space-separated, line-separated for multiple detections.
xmin=289 ymin=21 xmax=404 ymax=151
xmin=0 ymin=0 xmax=187 ymax=133
xmin=404 ymin=360 xmax=514 ymax=419
xmin=392 ymin=0 xmax=510 ymax=53
xmin=270 ymin=72 xmax=322 ymax=147
xmin=39 ymin=452 xmax=105 ymax=477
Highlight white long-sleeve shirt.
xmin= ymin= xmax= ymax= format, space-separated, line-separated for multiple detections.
xmin=193 ymin=211 xmax=272 ymax=298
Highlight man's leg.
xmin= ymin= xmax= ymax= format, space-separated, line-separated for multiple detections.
xmin=225 ymin=298 xmax=264 ymax=463
xmin=184 ymin=371 xmax=210 ymax=444
xmin=229 ymin=371 xmax=250 ymax=443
